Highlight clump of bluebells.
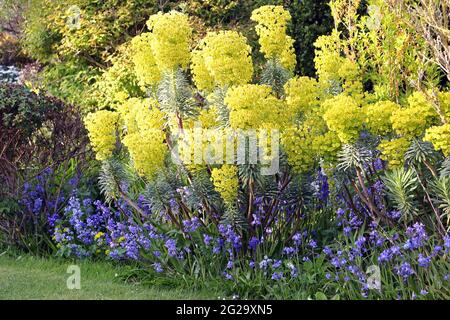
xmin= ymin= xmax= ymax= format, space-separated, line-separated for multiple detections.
xmin=52 ymin=196 xmax=158 ymax=260
xmin=13 ymin=163 xmax=450 ymax=299
xmin=8 ymin=166 xmax=81 ymax=253
xmin=11 ymin=161 xmax=441 ymax=299
xmin=319 ymin=209 xmax=450 ymax=299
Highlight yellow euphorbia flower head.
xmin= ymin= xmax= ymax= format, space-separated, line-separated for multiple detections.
xmin=192 ymin=30 xmax=253 ymax=89
xmin=379 ymin=137 xmax=411 ymax=168
xmin=322 ymin=94 xmax=365 ymax=143
xmin=391 ymin=91 xmax=439 ymax=138
xmin=211 ymin=164 xmax=239 ymax=205
xmin=251 ymin=5 xmax=296 ymax=71
xmin=122 ymin=129 xmax=166 ymax=178
xmin=424 ymin=124 xmax=450 ymax=157
xmin=225 ymin=84 xmax=287 ymax=130
xmin=364 ymin=101 xmax=400 ymax=136
xmin=284 ymin=76 xmax=320 ymax=117
xmin=84 ymin=110 xmax=120 ymax=161
xmin=147 ymin=11 xmax=192 ymax=71
xmin=130 ymin=32 xmax=161 ymax=87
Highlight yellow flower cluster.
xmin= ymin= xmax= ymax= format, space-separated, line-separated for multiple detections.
xmin=130 ymin=33 xmax=161 ymax=87
xmin=118 ymin=98 xmax=165 ymax=135
xmin=424 ymin=124 xmax=450 ymax=157
xmin=314 ymin=31 xmax=364 ymax=102
xmin=211 ymin=164 xmax=239 ymax=205
xmin=85 ymin=95 xmax=168 ymax=178
xmin=312 ymin=130 xmax=342 ymax=163
xmin=225 ymin=84 xmax=286 ymax=129
xmin=191 ymin=49 xmax=215 ymax=92
xmin=122 ymin=129 xmax=166 ymax=178
xmin=391 ymin=92 xmax=439 ymax=138
xmin=314 ymin=31 xmax=342 ymax=83
xmin=282 ymin=112 xmax=340 ymax=173
xmin=251 ymin=5 xmax=296 ymax=71
xmin=94 ymin=232 xmax=105 ymax=240
xmin=364 ymin=101 xmax=400 ymax=135
xmin=146 ymin=11 xmax=192 ymax=71
xmin=282 ymin=127 xmax=315 ymax=173
xmin=84 ymin=110 xmax=120 ymax=161
xmin=176 ymin=126 xmax=237 ymax=169
xmin=322 ymin=95 xmax=364 ymax=143
xmin=284 ymin=76 xmax=320 ymax=118
xmin=119 ymin=98 xmax=167 ymax=178
xmin=438 ymin=91 xmax=450 ymax=121
xmin=192 ymin=31 xmax=253 ymax=90
xmin=378 ymin=137 xmax=411 ymax=168
xmin=338 ymin=59 xmax=364 ymax=103
xmin=197 ymin=106 xmax=220 ymax=129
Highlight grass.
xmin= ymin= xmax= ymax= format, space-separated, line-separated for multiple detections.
xmin=0 ymin=251 xmax=215 ymax=300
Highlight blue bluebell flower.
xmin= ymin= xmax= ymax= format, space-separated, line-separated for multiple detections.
xmin=153 ymin=263 xmax=163 ymax=273
xmin=396 ymin=262 xmax=414 ymax=281
xmin=271 ymin=272 xmax=283 ymax=281
xmin=418 ymin=254 xmax=431 ymax=268
xmin=248 ymin=236 xmax=260 ymax=250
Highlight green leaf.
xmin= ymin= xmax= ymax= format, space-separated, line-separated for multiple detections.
xmin=314 ymin=292 xmax=327 ymax=300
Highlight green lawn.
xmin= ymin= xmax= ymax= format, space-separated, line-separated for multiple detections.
xmin=0 ymin=252 xmax=213 ymax=300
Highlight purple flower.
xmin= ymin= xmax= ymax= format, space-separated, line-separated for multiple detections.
xmin=153 ymin=263 xmax=163 ymax=273
xmin=433 ymin=245 xmax=442 ymax=255
xmin=251 ymin=214 xmax=262 ymax=226
xmin=288 ymin=264 xmax=298 ymax=278
xmin=387 ymin=210 xmax=401 ymax=220
xmin=283 ymin=246 xmax=297 ymax=256
xmin=396 ymin=262 xmax=414 ymax=281
xmin=444 ymin=235 xmax=450 ymax=249
xmin=323 ymin=246 xmax=333 ymax=256
xmin=343 ymin=226 xmax=352 ymax=236
xmin=361 ymin=284 xmax=369 ymax=298
xmin=378 ymin=245 xmax=401 ymax=264
xmin=153 ymin=250 xmax=161 ymax=257
xmin=308 ymin=239 xmax=317 ymax=249
xmin=223 ymin=272 xmax=233 ymax=280
xmin=331 ymin=257 xmax=347 ymax=268
xmin=248 ymin=236 xmax=260 ymax=250
xmin=259 ymin=256 xmax=272 ymax=270
xmin=47 ymin=213 xmax=59 ymax=228
xmin=203 ymin=234 xmax=213 ymax=246
xmin=182 ymin=217 xmax=201 ymax=232
xmin=373 ymin=158 xmax=384 ymax=171
xmin=418 ymin=254 xmax=431 ymax=268
xmin=404 ymin=223 xmax=428 ymax=250
xmin=372 ymin=180 xmax=384 ymax=194
xmin=165 ymin=239 xmax=177 ymax=257
xmin=355 ymin=236 xmax=366 ymax=249
xmin=33 ymin=198 xmax=43 ymax=214
xmin=292 ymin=232 xmax=302 ymax=246
xmin=219 ymin=224 xmax=242 ymax=250
xmin=378 ymin=249 xmax=391 ymax=263
xmin=271 ymin=272 xmax=283 ymax=281
xmin=369 ymin=230 xmax=385 ymax=247
xmin=312 ymin=168 xmax=329 ymax=204
xmin=272 ymin=260 xmax=282 ymax=269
